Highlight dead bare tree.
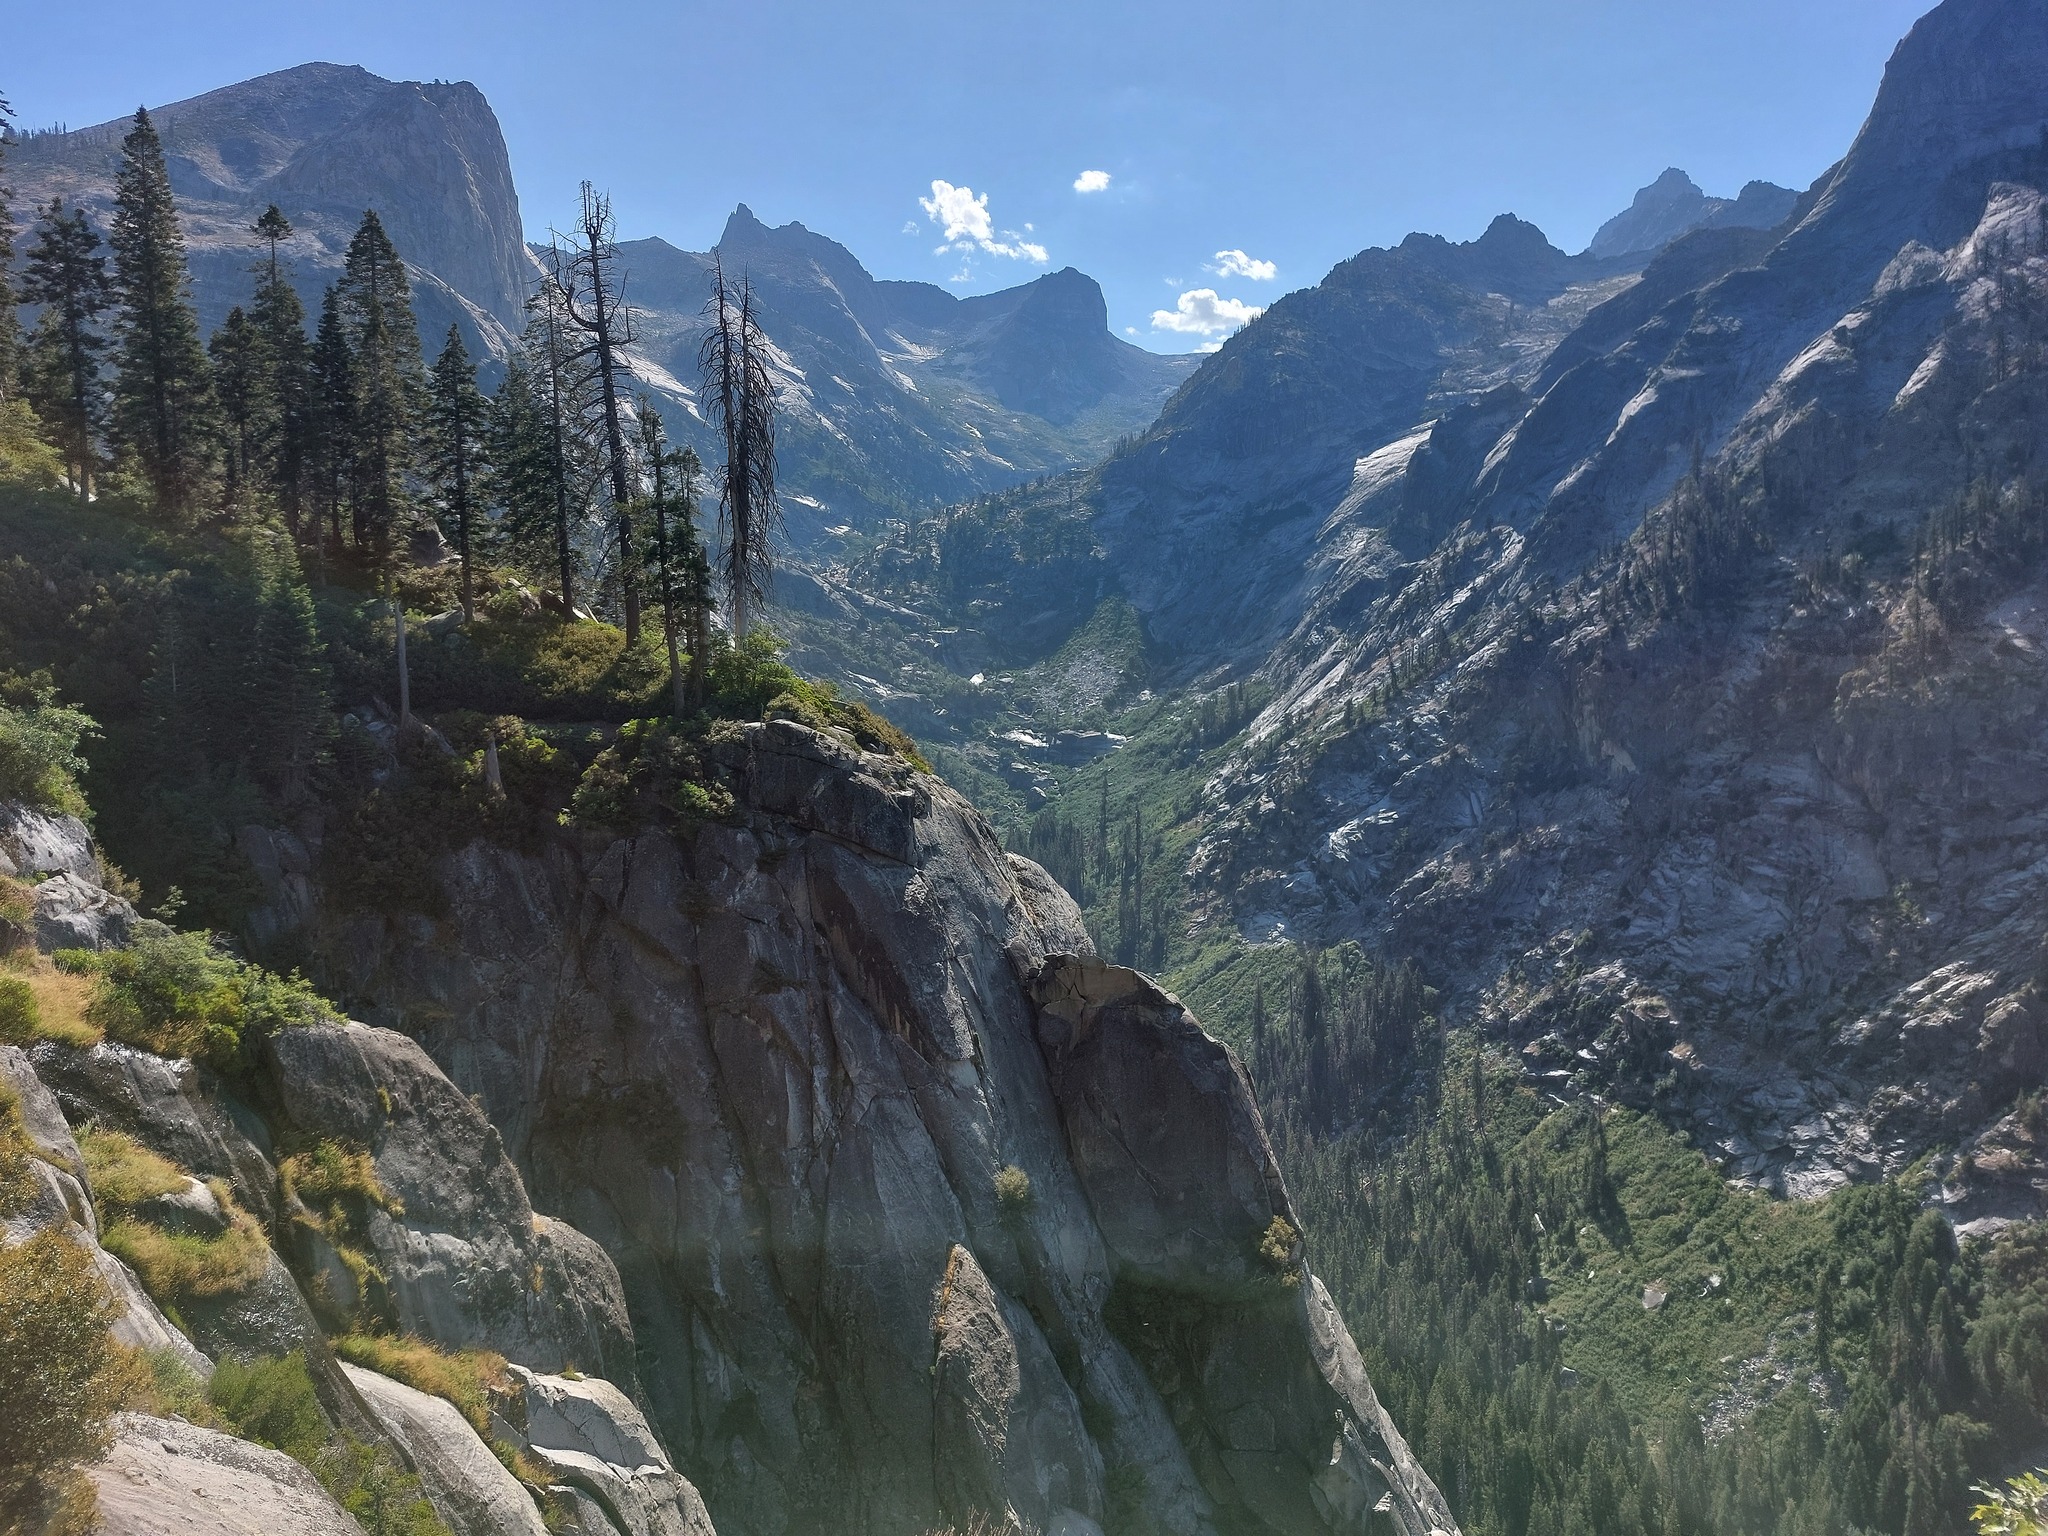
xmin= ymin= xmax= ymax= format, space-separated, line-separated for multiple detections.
xmin=551 ymin=183 xmax=641 ymax=641
xmin=698 ymin=255 xmax=780 ymax=637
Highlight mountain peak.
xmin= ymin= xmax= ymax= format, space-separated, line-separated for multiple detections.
xmin=1588 ymin=166 xmax=1797 ymax=259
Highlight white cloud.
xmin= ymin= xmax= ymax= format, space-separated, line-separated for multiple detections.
xmin=1212 ymin=248 xmax=1277 ymax=282
xmin=1151 ymin=288 xmax=1264 ymax=337
xmin=918 ymin=180 xmax=1048 ymax=263
xmin=901 ymin=220 xmax=919 ymax=235
xmin=1073 ymin=169 xmax=1112 ymax=193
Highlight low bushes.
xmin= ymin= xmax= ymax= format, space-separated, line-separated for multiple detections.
xmin=0 ymin=1230 xmax=142 ymax=1535
xmin=210 ymin=1352 xmax=450 ymax=1536
xmin=65 ymin=928 xmax=335 ymax=1070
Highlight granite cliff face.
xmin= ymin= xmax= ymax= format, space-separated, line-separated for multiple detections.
xmin=0 ymin=804 xmax=717 ymax=1536
xmin=248 ymin=720 xmax=1458 ymax=1536
xmin=10 ymin=64 xmax=532 ymax=358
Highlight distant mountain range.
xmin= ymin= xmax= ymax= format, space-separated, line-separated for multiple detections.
xmin=7 ymin=70 xmax=1192 ymax=542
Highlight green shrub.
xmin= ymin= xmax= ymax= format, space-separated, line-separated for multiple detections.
xmin=0 ymin=1229 xmax=144 ymax=1532
xmin=210 ymin=1352 xmax=451 ymax=1536
xmin=0 ymin=687 xmax=96 ymax=817
xmin=566 ymin=717 xmax=735 ymax=830
xmin=312 ymin=1436 xmax=451 ymax=1536
xmin=209 ymin=1352 xmax=329 ymax=1463
xmin=993 ymin=1164 xmax=1034 ymax=1221
xmin=79 ymin=928 xmax=336 ymax=1069
xmin=0 ymin=974 xmax=39 ymax=1045
xmin=1975 ymin=1470 xmax=2048 ymax=1536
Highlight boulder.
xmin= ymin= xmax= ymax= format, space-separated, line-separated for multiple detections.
xmin=32 ymin=869 xmax=136 ymax=951
xmin=89 ymin=1413 xmax=362 ymax=1536
xmin=505 ymin=1365 xmax=717 ymax=1536
xmin=32 ymin=1040 xmax=280 ymax=1226
xmin=341 ymin=1361 xmax=550 ymax=1536
xmin=265 ymin=1021 xmax=634 ymax=1381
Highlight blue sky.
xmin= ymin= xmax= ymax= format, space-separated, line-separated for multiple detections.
xmin=11 ymin=0 xmax=1932 ymax=352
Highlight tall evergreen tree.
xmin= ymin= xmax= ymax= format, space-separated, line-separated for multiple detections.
xmin=489 ymin=354 xmax=574 ymax=608
xmin=333 ymin=209 xmax=423 ymax=557
xmin=248 ymin=206 xmax=313 ymax=537
xmin=108 ymin=108 xmax=216 ymax=519
xmin=20 ymin=198 xmax=112 ymax=496
xmin=207 ymin=306 xmax=264 ymax=517
xmin=308 ymin=285 xmax=354 ymax=552
xmin=0 ymin=92 xmax=20 ymax=403
xmin=426 ymin=324 xmax=487 ymax=621
xmin=634 ymin=402 xmax=711 ymax=712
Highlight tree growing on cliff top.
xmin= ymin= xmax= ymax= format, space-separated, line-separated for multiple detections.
xmin=551 ymin=185 xmax=641 ymax=641
xmin=333 ymin=209 xmax=424 ymax=558
xmin=427 ymin=325 xmax=488 ymax=622
xmin=21 ymin=198 xmax=112 ymax=498
xmin=108 ymin=108 xmax=216 ymax=521
xmin=249 ymin=205 xmax=315 ymax=539
xmin=699 ymin=254 xmax=780 ymax=638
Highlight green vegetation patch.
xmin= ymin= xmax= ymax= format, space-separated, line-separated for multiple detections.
xmin=71 ymin=927 xmax=336 ymax=1070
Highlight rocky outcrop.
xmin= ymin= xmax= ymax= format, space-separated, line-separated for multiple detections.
xmin=341 ymin=1362 xmax=551 ymax=1536
xmin=0 ymin=1044 xmax=213 ymax=1380
xmin=502 ymin=1366 xmax=718 ymax=1536
xmin=269 ymin=719 xmax=1459 ymax=1536
xmin=263 ymin=1020 xmax=637 ymax=1383
xmin=0 ymin=803 xmax=136 ymax=952
xmin=89 ymin=1413 xmax=365 ymax=1536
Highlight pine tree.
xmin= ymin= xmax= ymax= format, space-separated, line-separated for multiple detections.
xmin=488 ymin=356 xmax=555 ymax=590
xmin=0 ymin=92 xmax=20 ymax=403
xmin=334 ymin=209 xmax=423 ymax=557
xmin=634 ymin=402 xmax=712 ymax=712
xmin=426 ymin=325 xmax=487 ymax=621
xmin=518 ymin=269 xmax=589 ymax=613
xmin=20 ymin=198 xmax=112 ymax=497
xmin=207 ymin=307 xmax=265 ymax=517
xmin=108 ymin=108 xmax=216 ymax=519
xmin=307 ymin=285 xmax=355 ymax=553
xmin=699 ymin=255 xmax=780 ymax=636
xmin=248 ymin=206 xmax=313 ymax=537
xmin=553 ymin=186 xmax=641 ymax=640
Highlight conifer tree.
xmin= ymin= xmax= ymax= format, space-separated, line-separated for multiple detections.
xmin=553 ymin=187 xmax=641 ymax=639
xmin=0 ymin=92 xmax=19 ymax=403
xmin=502 ymin=271 xmax=588 ymax=614
xmin=207 ymin=307 xmax=264 ymax=516
xmin=634 ymin=402 xmax=711 ymax=712
xmin=249 ymin=206 xmax=313 ymax=537
xmin=108 ymin=108 xmax=216 ymax=519
xmin=699 ymin=255 xmax=780 ymax=636
xmin=334 ymin=209 xmax=423 ymax=557
xmin=308 ymin=285 xmax=354 ymax=552
xmin=426 ymin=325 xmax=487 ymax=621
xmin=20 ymin=198 xmax=112 ymax=497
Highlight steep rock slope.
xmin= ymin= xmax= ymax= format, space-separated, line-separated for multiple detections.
xmin=10 ymin=63 xmax=531 ymax=357
xmin=1177 ymin=0 xmax=2048 ymax=1203
xmin=266 ymin=721 xmax=1459 ymax=1536
xmin=615 ymin=206 xmax=1194 ymax=541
